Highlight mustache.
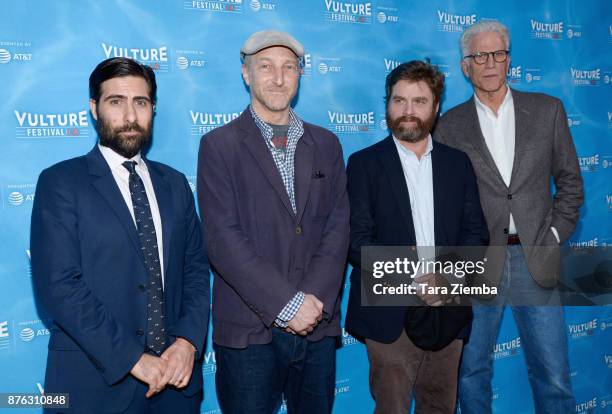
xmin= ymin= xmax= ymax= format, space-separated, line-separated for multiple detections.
xmin=392 ymin=115 xmax=424 ymax=130
xmin=115 ymin=122 xmax=146 ymax=134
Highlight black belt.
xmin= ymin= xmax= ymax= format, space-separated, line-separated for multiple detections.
xmin=507 ymin=234 xmax=521 ymax=245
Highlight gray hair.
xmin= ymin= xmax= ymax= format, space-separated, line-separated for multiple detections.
xmin=460 ymin=21 xmax=510 ymax=57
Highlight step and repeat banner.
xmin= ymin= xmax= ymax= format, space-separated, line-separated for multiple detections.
xmin=1 ymin=1 xmax=611 ymax=413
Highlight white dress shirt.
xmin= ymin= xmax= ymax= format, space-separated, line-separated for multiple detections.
xmin=98 ymin=144 xmax=165 ymax=286
xmin=393 ymin=135 xmax=436 ymax=271
xmin=474 ymin=88 xmax=559 ymax=242
xmin=474 ymin=87 xmax=518 ymax=235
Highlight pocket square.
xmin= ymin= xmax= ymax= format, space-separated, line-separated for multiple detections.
xmin=312 ymin=171 xmax=326 ymax=179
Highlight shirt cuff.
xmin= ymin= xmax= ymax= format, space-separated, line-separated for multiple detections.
xmin=550 ymin=226 xmax=560 ymax=244
xmin=275 ymin=291 xmax=305 ymax=328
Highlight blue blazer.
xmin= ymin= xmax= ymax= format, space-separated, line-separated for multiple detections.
xmin=345 ymin=137 xmax=489 ymax=344
xmin=30 ymin=146 xmax=210 ymax=413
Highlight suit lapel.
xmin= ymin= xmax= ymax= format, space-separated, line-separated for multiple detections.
xmin=146 ymin=159 xmax=174 ymax=279
xmin=240 ymin=114 xmax=295 ymax=218
xmin=509 ymin=89 xmax=530 ymax=186
xmin=87 ymin=147 xmax=145 ymax=264
xmin=294 ymin=131 xmax=314 ymax=224
xmin=465 ymin=98 xmax=506 ymax=186
xmin=431 ymin=143 xmax=448 ymax=245
xmin=378 ymin=137 xmax=416 ymax=243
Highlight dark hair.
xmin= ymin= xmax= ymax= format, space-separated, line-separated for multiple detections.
xmin=89 ymin=57 xmax=157 ymax=104
xmin=384 ymin=60 xmax=445 ymax=106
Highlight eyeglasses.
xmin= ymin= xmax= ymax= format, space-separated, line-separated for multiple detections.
xmin=463 ymin=50 xmax=509 ymax=65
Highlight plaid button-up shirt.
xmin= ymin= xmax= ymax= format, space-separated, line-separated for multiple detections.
xmin=249 ymin=105 xmax=305 ymax=327
xmin=249 ymin=105 xmax=304 ymax=214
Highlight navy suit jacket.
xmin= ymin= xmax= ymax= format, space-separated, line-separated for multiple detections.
xmin=345 ymin=137 xmax=489 ymax=344
xmin=197 ymin=108 xmax=350 ymax=348
xmin=30 ymin=146 xmax=210 ymax=413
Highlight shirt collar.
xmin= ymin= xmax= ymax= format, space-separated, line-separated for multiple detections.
xmin=474 ymin=85 xmax=513 ymax=116
xmin=392 ymin=134 xmax=434 ymax=158
xmin=98 ymin=143 xmax=143 ymax=171
xmin=249 ymin=105 xmax=304 ymax=142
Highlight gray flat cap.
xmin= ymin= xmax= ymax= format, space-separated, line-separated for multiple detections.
xmin=240 ymin=30 xmax=304 ymax=61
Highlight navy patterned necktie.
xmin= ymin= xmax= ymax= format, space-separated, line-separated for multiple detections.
xmin=122 ymin=161 xmax=166 ymax=354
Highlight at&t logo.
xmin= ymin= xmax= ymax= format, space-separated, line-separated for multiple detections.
xmin=0 ymin=48 xmax=11 ymax=64
xmin=249 ymin=0 xmax=276 ymax=12
xmin=175 ymin=49 xmax=206 ymax=71
xmin=8 ymin=191 xmax=24 ymax=206
xmin=524 ymin=68 xmax=543 ymax=83
xmin=177 ymin=57 xmax=189 ymax=70
xmin=376 ymin=6 xmax=399 ymax=24
xmin=317 ymin=57 xmax=342 ymax=75
xmin=566 ymin=24 xmax=582 ymax=39
xmin=19 ymin=328 xmax=35 ymax=342
xmin=17 ymin=320 xmax=51 ymax=343
xmin=567 ymin=114 xmax=582 ymax=127
xmin=6 ymin=184 xmax=35 ymax=207
xmin=0 ymin=40 xmax=33 ymax=64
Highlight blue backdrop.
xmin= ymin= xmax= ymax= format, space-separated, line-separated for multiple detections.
xmin=1 ymin=1 xmax=611 ymax=413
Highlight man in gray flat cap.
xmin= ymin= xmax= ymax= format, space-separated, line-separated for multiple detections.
xmin=197 ymin=30 xmax=349 ymax=413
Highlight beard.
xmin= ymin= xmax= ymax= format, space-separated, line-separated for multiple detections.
xmin=386 ymin=111 xmax=437 ymax=143
xmin=96 ymin=114 xmax=152 ymax=159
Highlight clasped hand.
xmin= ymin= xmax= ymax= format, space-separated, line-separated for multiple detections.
xmin=130 ymin=338 xmax=196 ymax=398
xmin=285 ymin=293 xmax=324 ymax=336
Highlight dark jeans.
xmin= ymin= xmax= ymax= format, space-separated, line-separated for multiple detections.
xmin=215 ymin=329 xmax=337 ymax=414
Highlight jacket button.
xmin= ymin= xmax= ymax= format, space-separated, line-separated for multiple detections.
xmin=507 ymin=194 xmax=512 ymax=200
xmin=503 ymin=228 xmax=509 ymax=234
xmin=295 ymin=226 xmax=302 ymax=235
xmin=136 ymin=329 xmax=144 ymax=336
xmin=138 ymin=284 xmax=146 ymax=292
